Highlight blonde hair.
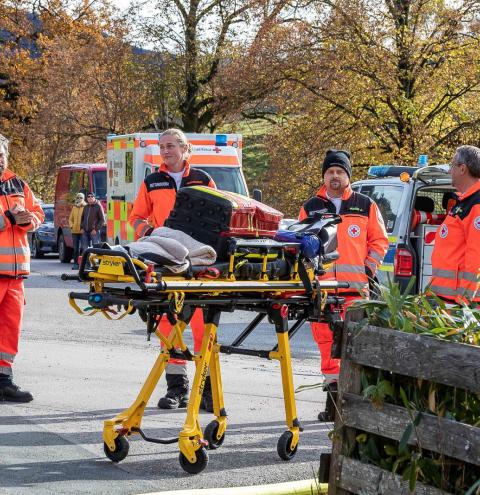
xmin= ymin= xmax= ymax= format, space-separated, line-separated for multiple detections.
xmin=160 ymin=128 xmax=192 ymax=158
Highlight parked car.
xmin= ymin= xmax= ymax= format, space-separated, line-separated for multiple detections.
xmin=29 ymin=203 xmax=56 ymax=258
xmin=54 ymin=163 xmax=107 ymax=263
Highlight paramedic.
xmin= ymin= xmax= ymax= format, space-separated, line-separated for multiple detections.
xmin=0 ymin=133 xmax=44 ymax=402
xmin=299 ymin=149 xmax=388 ymax=421
xmin=430 ymin=145 xmax=480 ymax=304
xmin=129 ymin=128 xmax=216 ymax=412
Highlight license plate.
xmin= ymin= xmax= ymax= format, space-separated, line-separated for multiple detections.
xmin=98 ymin=256 xmax=125 ymax=275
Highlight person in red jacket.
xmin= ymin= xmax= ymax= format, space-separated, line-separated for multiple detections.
xmin=430 ymin=145 xmax=480 ymax=304
xmin=0 ymin=134 xmax=44 ymax=402
xmin=299 ymin=149 xmax=388 ymax=421
xmin=129 ymin=128 xmax=216 ymax=411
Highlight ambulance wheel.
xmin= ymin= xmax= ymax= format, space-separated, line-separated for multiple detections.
xmin=103 ymin=436 xmax=129 ymax=463
xmin=204 ymin=420 xmax=225 ymax=450
xmin=179 ymin=447 xmax=209 ymax=474
xmin=277 ymin=431 xmax=298 ymax=461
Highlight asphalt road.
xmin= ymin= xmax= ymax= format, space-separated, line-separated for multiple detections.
xmin=0 ymin=256 xmax=331 ymax=495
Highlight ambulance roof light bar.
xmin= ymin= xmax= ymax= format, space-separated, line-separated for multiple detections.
xmin=215 ymin=134 xmax=228 ymax=146
xmin=367 ymin=165 xmax=419 ymax=178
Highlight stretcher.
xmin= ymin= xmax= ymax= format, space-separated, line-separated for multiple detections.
xmin=64 ymin=235 xmax=347 ymax=474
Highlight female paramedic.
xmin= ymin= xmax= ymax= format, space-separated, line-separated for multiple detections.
xmin=129 ymin=128 xmax=216 ymax=412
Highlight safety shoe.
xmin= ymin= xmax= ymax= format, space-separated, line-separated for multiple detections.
xmin=0 ymin=380 xmax=33 ymax=403
xmin=158 ymin=373 xmax=189 ymax=409
xmin=200 ymin=376 xmax=214 ymax=413
xmin=71 ymin=263 xmax=79 ymax=270
xmin=318 ymin=382 xmax=337 ymax=422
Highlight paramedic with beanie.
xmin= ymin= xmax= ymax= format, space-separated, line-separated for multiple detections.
xmin=0 ymin=134 xmax=44 ymax=402
xmin=430 ymin=145 xmax=480 ymax=304
xmin=299 ymin=149 xmax=388 ymax=421
xmin=129 ymin=128 xmax=216 ymax=412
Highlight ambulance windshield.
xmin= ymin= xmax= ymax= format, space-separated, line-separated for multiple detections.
xmin=355 ymin=184 xmax=403 ymax=233
xmin=194 ymin=166 xmax=248 ymax=196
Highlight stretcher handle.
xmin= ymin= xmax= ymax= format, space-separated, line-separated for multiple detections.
xmin=79 ymin=247 xmax=148 ymax=289
xmin=61 ymin=274 xmax=81 ymax=281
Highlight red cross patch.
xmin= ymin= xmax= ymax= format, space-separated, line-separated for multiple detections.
xmin=348 ymin=225 xmax=361 ymax=238
xmin=213 ymin=147 xmax=221 ymax=153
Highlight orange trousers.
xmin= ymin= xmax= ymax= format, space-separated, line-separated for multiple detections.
xmin=310 ymin=296 xmax=357 ymax=384
xmin=159 ymin=308 xmax=205 ymax=374
xmin=0 ymin=278 xmax=24 ymax=376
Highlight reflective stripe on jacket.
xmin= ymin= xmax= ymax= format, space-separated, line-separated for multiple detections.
xmin=299 ymin=185 xmax=388 ymax=295
xmin=129 ymin=161 xmax=216 ymax=239
xmin=430 ymin=181 xmax=480 ymax=303
xmin=0 ymin=170 xmax=44 ymax=277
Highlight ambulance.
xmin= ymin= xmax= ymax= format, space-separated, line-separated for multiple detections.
xmin=351 ymin=163 xmax=455 ymax=293
xmin=106 ymin=132 xmax=256 ymax=245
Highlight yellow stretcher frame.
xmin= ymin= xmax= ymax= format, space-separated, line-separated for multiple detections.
xmin=66 ymin=247 xmax=346 ymax=474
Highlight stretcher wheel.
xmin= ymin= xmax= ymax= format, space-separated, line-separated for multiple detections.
xmin=277 ymin=431 xmax=298 ymax=461
xmin=204 ymin=420 xmax=225 ymax=450
xmin=179 ymin=447 xmax=209 ymax=474
xmin=103 ymin=436 xmax=129 ymax=463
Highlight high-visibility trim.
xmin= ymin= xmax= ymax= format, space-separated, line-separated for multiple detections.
xmin=0 ymin=366 xmax=12 ymax=375
xmin=0 ymin=247 xmax=29 ymax=256
xmin=365 ymin=260 xmax=377 ymax=274
xmin=459 ymin=271 xmax=479 ymax=282
xmin=432 ymin=268 xmax=458 ymax=279
xmin=166 ymin=362 xmax=188 ymax=374
xmin=0 ymin=352 xmax=15 ymax=362
xmin=388 ymin=236 xmax=397 ymax=243
xmin=132 ymin=219 xmax=145 ymax=230
xmin=367 ymin=251 xmax=383 ymax=263
xmin=323 ymin=373 xmax=339 ymax=383
xmin=0 ymin=215 xmax=6 ymax=231
xmin=331 ymin=264 xmax=367 ymax=274
xmin=430 ymin=285 xmax=458 ymax=297
xmin=378 ymin=263 xmax=394 ymax=272
xmin=0 ymin=262 xmax=29 ymax=272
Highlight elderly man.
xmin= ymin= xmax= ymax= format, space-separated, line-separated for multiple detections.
xmin=0 ymin=134 xmax=44 ymax=402
xmin=431 ymin=145 xmax=480 ymax=304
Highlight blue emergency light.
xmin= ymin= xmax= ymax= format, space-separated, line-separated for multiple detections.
xmin=215 ymin=134 xmax=228 ymax=147
xmin=417 ymin=155 xmax=428 ymax=166
xmin=367 ymin=165 xmax=419 ymax=178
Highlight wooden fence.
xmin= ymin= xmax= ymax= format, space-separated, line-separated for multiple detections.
xmin=326 ymin=309 xmax=480 ymax=495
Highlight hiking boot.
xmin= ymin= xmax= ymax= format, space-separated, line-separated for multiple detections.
xmin=200 ymin=376 xmax=214 ymax=413
xmin=0 ymin=379 xmax=33 ymax=403
xmin=318 ymin=382 xmax=337 ymax=422
xmin=158 ymin=373 xmax=189 ymax=409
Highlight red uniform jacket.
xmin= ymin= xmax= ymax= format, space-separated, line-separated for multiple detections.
xmin=299 ymin=185 xmax=388 ymax=295
xmin=431 ymin=181 xmax=480 ymax=303
xmin=0 ymin=170 xmax=44 ymax=277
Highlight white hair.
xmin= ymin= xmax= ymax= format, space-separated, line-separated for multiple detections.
xmin=0 ymin=134 xmax=9 ymax=157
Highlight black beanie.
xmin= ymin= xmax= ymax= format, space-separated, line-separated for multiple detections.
xmin=322 ymin=149 xmax=352 ymax=179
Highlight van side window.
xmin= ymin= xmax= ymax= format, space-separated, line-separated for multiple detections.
xmin=68 ymin=171 xmax=85 ymax=203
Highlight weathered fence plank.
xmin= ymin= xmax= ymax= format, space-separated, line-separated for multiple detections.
xmin=328 ymin=309 xmax=365 ymax=495
xmin=346 ymin=323 xmax=480 ymax=393
xmin=342 ymin=392 xmax=480 ymax=466
xmin=338 ymin=456 xmax=453 ymax=495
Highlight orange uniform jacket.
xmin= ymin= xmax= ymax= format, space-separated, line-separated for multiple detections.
xmin=431 ymin=181 xmax=480 ymax=303
xmin=299 ymin=185 xmax=388 ymax=295
xmin=129 ymin=162 xmax=216 ymax=239
xmin=0 ymin=170 xmax=44 ymax=277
